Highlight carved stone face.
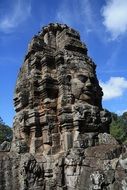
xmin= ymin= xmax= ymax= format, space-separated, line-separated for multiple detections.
xmin=71 ymin=72 xmax=100 ymax=105
xmin=12 ymin=23 xmax=109 ymax=155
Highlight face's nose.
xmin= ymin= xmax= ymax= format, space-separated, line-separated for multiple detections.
xmin=85 ymin=78 xmax=92 ymax=88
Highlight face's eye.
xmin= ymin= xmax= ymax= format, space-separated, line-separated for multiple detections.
xmin=78 ymin=75 xmax=88 ymax=83
xmin=66 ymin=75 xmax=71 ymax=82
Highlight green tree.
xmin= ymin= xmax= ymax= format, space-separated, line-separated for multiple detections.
xmin=0 ymin=117 xmax=12 ymax=144
xmin=110 ymin=112 xmax=127 ymax=143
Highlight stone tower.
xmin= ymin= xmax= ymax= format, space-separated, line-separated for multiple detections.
xmin=0 ymin=23 xmax=127 ymax=190
xmin=12 ymin=23 xmax=110 ymax=155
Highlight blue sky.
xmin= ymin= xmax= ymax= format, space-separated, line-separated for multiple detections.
xmin=0 ymin=0 xmax=127 ymax=126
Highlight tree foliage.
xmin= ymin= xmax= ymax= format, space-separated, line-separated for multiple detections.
xmin=110 ymin=112 xmax=127 ymax=143
xmin=0 ymin=117 xmax=12 ymax=144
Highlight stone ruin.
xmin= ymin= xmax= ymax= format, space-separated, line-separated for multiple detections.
xmin=0 ymin=23 xmax=127 ymax=190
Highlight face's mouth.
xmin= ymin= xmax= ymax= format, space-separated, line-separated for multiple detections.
xmin=83 ymin=89 xmax=93 ymax=96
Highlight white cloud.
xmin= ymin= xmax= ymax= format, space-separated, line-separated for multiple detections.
xmin=0 ymin=56 xmax=19 ymax=65
xmin=56 ymin=0 xmax=94 ymax=29
xmin=56 ymin=5 xmax=73 ymax=26
xmin=0 ymin=0 xmax=31 ymax=33
xmin=56 ymin=0 xmax=81 ymax=27
xmin=56 ymin=0 xmax=107 ymax=42
xmin=101 ymin=0 xmax=127 ymax=40
xmin=100 ymin=77 xmax=127 ymax=100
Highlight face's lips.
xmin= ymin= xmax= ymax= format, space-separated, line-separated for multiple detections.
xmin=83 ymin=89 xmax=93 ymax=96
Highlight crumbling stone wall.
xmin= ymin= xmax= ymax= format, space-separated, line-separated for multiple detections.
xmin=0 ymin=23 xmax=127 ymax=190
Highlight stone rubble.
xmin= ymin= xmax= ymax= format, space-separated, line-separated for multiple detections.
xmin=0 ymin=23 xmax=127 ymax=190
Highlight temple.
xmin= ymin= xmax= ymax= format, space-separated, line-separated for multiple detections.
xmin=0 ymin=23 xmax=127 ymax=190
xmin=12 ymin=23 xmax=110 ymax=155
